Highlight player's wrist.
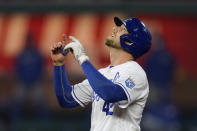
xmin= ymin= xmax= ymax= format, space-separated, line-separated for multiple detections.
xmin=53 ymin=61 xmax=65 ymax=66
xmin=78 ymin=55 xmax=89 ymax=65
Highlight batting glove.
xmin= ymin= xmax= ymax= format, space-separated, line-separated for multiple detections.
xmin=63 ymin=36 xmax=89 ymax=65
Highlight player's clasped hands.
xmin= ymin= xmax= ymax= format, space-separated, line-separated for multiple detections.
xmin=51 ymin=34 xmax=89 ymax=66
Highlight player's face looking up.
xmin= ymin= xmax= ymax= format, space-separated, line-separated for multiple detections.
xmin=105 ymin=24 xmax=128 ymax=49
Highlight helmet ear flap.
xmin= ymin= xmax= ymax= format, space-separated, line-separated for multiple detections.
xmin=120 ymin=34 xmax=133 ymax=45
xmin=120 ymin=34 xmax=137 ymax=59
xmin=120 ymin=34 xmax=136 ymax=54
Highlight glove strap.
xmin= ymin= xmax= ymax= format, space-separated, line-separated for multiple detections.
xmin=78 ymin=55 xmax=89 ymax=65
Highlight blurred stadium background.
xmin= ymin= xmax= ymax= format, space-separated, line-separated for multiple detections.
xmin=0 ymin=0 xmax=197 ymax=131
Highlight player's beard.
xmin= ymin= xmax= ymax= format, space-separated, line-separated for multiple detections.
xmin=104 ymin=38 xmax=121 ymax=49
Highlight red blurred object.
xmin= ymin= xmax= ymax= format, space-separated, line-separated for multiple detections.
xmin=0 ymin=14 xmax=196 ymax=78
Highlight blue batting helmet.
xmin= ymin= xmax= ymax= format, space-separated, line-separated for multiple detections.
xmin=114 ymin=16 xmax=152 ymax=59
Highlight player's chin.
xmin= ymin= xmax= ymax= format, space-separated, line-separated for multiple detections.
xmin=104 ymin=37 xmax=114 ymax=47
xmin=104 ymin=38 xmax=121 ymax=49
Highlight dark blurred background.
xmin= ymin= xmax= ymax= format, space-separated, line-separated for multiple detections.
xmin=0 ymin=0 xmax=197 ymax=131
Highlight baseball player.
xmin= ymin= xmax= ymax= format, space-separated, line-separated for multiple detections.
xmin=50 ymin=16 xmax=152 ymax=131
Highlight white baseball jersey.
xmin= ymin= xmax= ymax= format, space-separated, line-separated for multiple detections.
xmin=71 ymin=61 xmax=149 ymax=131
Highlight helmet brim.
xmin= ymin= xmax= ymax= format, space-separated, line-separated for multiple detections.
xmin=114 ymin=17 xmax=126 ymax=26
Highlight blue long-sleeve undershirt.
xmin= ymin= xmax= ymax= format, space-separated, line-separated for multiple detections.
xmin=81 ymin=61 xmax=127 ymax=103
xmin=53 ymin=65 xmax=79 ymax=108
xmin=53 ymin=60 xmax=127 ymax=108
